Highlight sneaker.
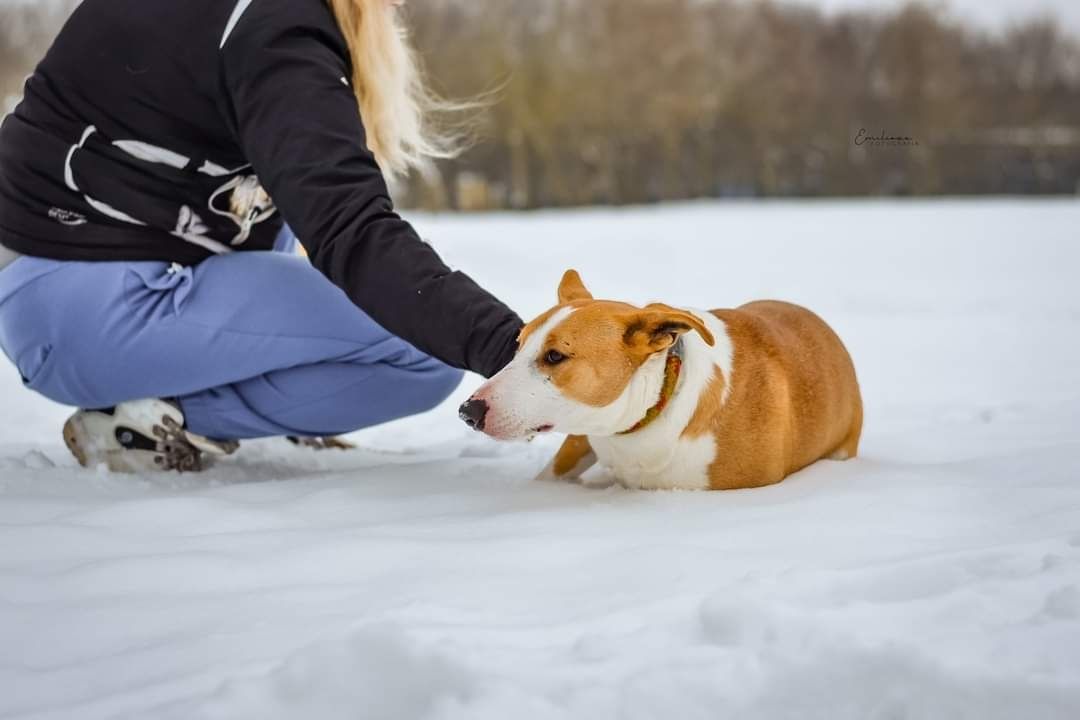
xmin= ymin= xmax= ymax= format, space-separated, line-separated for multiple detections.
xmin=62 ymin=398 xmax=239 ymax=473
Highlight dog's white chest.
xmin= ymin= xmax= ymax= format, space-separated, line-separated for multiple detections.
xmin=590 ymin=434 xmax=715 ymax=491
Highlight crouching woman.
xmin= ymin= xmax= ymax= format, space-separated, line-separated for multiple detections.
xmin=0 ymin=0 xmax=522 ymax=471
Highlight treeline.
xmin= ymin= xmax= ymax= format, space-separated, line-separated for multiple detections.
xmin=3 ymin=1 xmax=1079 ymax=209
xmin=404 ymin=0 xmax=1080 ymax=208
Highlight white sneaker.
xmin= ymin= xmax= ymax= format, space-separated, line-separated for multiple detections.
xmin=62 ymin=398 xmax=239 ymax=473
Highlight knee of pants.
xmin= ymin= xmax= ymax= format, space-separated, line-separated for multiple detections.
xmin=319 ymin=362 xmax=464 ymax=437
xmin=381 ymin=360 xmax=464 ymax=420
xmin=420 ymin=363 xmax=465 ymax=411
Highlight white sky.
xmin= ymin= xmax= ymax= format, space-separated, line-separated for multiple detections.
xmin=803 ymin=0 xmax=1080 ymax=34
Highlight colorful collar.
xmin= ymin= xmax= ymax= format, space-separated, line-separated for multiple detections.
xmin=618 ymin=339 xmax=684 ymax=435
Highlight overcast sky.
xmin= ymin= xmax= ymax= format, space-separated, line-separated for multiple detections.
xmin=803 ymin=0 xmax=1080 ymax=34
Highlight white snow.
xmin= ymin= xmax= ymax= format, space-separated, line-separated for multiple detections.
xmin=1 ymin=198 xmax=1079 ymax=719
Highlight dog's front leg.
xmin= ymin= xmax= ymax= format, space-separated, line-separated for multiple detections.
xmin=535 ymin=435 xmax=597 ymax=484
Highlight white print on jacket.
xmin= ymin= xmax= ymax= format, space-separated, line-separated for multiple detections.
xmin=61 ymin=128 xmax=276 ymax=253
xmin=220 ymin=0 xmax=256 ymax=49
xmin=47 ymin=207 xmax=87 ymax=227
xmin=63 ymin=126 xmax=146 ymax=226
xmin=208 ymin=174 xmax=277 ymax=246
xmin=173 ymin=205 xmax=231 ymax=255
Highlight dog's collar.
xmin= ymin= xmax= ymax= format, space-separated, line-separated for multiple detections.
xmin=618 ymin=338 xmax=684 ymax=435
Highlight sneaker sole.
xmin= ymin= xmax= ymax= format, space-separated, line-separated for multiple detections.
xmin=63 ymin=403 xmax=237 ymax=473
xmin=62 ymin=408 xmax=174 ymax=473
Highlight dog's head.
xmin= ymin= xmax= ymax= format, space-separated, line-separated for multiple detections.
xmin=460 ymin=270 xmax=715 ymax=440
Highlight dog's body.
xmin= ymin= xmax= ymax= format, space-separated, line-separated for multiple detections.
xmin=461 ymin=272 xmax=861 ymax=491
xmin=558 ymin=301 xmax=862 ymax=490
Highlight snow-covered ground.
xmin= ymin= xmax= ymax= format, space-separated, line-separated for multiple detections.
xmin=1 ymin=199 xmax=1079 ymax=719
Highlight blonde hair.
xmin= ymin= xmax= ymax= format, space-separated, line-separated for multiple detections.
xmin=328 ymin=0 xmax=466 ymax=184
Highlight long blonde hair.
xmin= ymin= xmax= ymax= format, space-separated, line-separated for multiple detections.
xmin=328 ymin=0 xmax=465 ymax=183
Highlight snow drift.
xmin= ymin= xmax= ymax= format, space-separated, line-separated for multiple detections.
xmin=1 ymin=199 xmax=1078 ymax=719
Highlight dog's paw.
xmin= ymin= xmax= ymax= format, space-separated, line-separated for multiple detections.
xmin=534 ymin=462 xmax=579 ymax=484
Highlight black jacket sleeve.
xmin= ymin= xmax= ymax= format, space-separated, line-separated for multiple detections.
xmin=220 ymin=0 xmax=521 ymax=378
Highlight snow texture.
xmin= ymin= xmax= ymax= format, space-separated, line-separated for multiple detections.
xmin=1 ymin=199 xmax=1079 ymax=719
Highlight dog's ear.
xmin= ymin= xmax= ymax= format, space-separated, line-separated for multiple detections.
xmin=624 ymin=304 xmax=715 ymax=353
xmin=558 ymin=269 xmax=593 ymax=304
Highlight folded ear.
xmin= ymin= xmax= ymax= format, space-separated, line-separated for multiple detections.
xmin=558 ymin=269 xmax=593 ymax=304
xmin=624 ymin=304 xmax=715 ymax=353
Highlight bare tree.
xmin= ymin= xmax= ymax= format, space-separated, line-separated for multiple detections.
xmin=4 ymin=0 xmax=1080 ymax=205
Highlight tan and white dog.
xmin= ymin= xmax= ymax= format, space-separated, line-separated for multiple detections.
xmin=459 ymin=270 xmax=862 ymax=491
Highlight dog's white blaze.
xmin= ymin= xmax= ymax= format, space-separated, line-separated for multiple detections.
xmin=590 ymin=310 xmax=734 ymax=491
xmin=479 ymin=307 xmax=576 ymax=438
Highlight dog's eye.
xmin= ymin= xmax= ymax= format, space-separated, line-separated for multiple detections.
xmin=543 ymin=350 xmax=568 ymax=366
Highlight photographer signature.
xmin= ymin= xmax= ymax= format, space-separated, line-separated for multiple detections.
xmin=854 ymin=128 xmax=920 ymax=147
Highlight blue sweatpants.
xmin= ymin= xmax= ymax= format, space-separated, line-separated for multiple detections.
xmin=0 ymin=239 xmax=463 ymax=440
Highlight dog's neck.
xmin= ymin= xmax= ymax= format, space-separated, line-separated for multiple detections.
xmin=617 ymin=339 xmax=684 ymax=435
xmin=588 ymin=310 xmax=733 ymax=486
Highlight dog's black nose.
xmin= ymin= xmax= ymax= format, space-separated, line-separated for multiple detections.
xmin=458 ymin=398 xmax=489 ymax=431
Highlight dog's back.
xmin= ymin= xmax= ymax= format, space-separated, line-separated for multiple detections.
xmin=703 ymin=301 xmax=862 ymax=488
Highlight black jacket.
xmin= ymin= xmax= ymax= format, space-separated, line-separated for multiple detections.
xmin=0 ymin=0 xmax=521 ymax=378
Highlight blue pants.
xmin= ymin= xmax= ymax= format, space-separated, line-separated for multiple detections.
xmin=0 ymin=240 xmax=463 ymax=440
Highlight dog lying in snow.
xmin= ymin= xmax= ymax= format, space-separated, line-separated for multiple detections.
xmin=460 ymin=270 xmax=862 ymax=491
